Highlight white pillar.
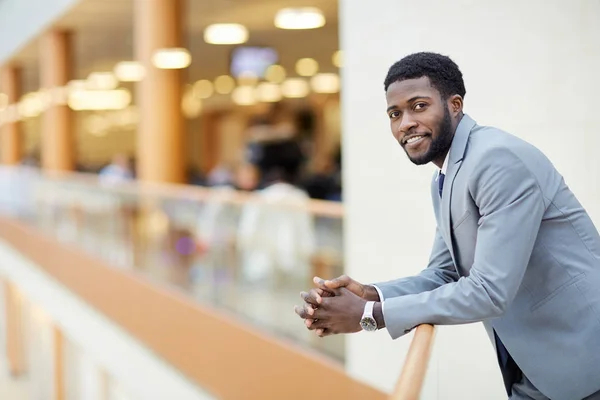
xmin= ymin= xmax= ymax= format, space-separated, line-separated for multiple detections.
xmin=341 ymin=0 xmax=600 ymax=398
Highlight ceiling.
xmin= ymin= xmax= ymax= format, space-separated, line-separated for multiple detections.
xmin=14 ymin=0 xmax=339 ymax=93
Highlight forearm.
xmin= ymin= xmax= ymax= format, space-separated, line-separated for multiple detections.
xmin=373 ymin=267 xmax=458 ymax=299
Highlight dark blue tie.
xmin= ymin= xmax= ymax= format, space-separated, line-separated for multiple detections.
xmin=438 ymin=172 xmax=445 ymax=198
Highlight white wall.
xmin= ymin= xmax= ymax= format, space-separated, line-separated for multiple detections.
xmin=341 ymin=0 xmax=600 ymax=397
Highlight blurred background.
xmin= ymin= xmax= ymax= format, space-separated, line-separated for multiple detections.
xmin=0 ymin=0 xmax=598 ymax=399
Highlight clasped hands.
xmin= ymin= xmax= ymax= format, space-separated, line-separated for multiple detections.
xmin=294 ymin=275 xmax=380 ymax=337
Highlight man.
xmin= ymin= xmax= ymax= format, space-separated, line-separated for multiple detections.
xmin=294 ymin=52 xmax=600 ymax=400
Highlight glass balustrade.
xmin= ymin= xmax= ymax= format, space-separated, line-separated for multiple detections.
xmin=0 ymin=167 xmax=345 ymax=362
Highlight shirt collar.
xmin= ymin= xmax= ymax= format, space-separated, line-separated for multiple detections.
xmin=436 ymin=149 xmax=450 ymax=180
xmin=441 ymin=151 xmax=449 ymax=175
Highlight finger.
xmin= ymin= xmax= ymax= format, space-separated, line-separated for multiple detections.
xmin=294 ymin=305 xmax=310 ymax=319
xmin=316 ymin=328 xmax=333 ymax=337
xmin=323 ymin=275 xmax=349 ymax=290
xmin=312 ymin=318 xmax=328 ymax=330
xmin=313 ymin=276 xmax=326 ymax=286
xmin=311 ymin=307 xmax=326 ymax=320
xmin=306 ymin=318 xmax=328 ymax=330
xmin=301 ymin=289 xmax=323 ymax=305
xmin=313 ymin=277 xmax=336 ymax=296
xmin=304 ymin=303 xmax=316 ymax=317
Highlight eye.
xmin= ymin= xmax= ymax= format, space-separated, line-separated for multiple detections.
xmin=389 ymin=110 xmax=400 ymax=119
xmin=414 ymin=102 xmax=427 ymax=111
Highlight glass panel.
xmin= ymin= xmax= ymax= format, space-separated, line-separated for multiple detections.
xmin=0 ymin=168 xmax=345 ymax=362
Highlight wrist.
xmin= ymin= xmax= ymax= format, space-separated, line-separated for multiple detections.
xmin=373 ymin=302 xmax=386 ymax=329
xmin=364 ymin=285 xmax=381 ymax=301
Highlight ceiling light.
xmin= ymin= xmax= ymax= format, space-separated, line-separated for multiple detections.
xmin=114 ymin=61 xmax=146 ymax=82
xmin=193 ymin=80 xmax=214 ymax=99
xmin=275 ymin=8 xmax=325 ymax=30
xmin=295 ymin=58 xmax=319 ymax=77
xmin=68 ymin=89 xmax=132 ymax=111
xmin=265 ymin=65 xmax=286 ymax=83
xmin=310 ymin=73 xmax=340 ymax=93
xmin=214 ymin=75 xmax=235 ymax=94
xmin=256 ymin=83 xmax=282 ymax=103
xmin=232 ymin=86 xmax=256 ymax=106
xmin=281 ymin=78 xmax=309 ymax=98
xmin=332 ymin=50 xmax=343 ymax=68
xmin=87 ymin=72 xmax=119 ymax=90
xmin=68 ymin=80 xmax=88 ymax=92
xmin=204 ymin=24 xmax=248 ymax=45
xmin=18 ymin=92 xmax=46 ymax=118
xmin=152 ymin=48 xmax=191 ymax=69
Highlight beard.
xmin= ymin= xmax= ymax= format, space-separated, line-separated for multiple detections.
xmin=405 ymin=106 xmax=454 ymax=165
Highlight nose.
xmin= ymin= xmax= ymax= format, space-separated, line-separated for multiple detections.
xmin=398 ymin=114 xmax=418 ymax=137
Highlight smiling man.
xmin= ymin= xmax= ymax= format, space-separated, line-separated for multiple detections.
xmin=295 ymin=52 xmax=600 ymax=399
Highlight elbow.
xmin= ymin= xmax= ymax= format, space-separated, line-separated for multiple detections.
xmin=471 ymin=275 xmax=510 ymax=318
xmin=487 ymin=295 xmax=509 ymax=317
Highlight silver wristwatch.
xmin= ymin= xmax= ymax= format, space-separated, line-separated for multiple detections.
xmin=360 ymin=301 xmax=378 ymax=332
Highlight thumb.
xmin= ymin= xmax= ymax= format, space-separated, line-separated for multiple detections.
xmin=323 ymin=275 xmax=351 ymax=289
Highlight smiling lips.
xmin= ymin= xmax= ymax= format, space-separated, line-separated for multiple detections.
xmin=402 ymin=134 xmax=429 ymax=148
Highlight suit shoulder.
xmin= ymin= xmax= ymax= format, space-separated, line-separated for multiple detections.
xmin=467 ymin=125 xmax=552 ymax=171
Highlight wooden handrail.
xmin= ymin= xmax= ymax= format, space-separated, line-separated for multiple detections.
xmin=40 ymin=169 xmax=344 ymax=218
xmin=390 ymin=324 xmax=436 ymax=400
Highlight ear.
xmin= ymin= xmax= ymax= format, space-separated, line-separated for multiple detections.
xmin=448 ymin=94 xmax=463 ymax=115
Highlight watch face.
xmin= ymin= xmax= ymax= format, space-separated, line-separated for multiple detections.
xmin=360 ymin=317 xmax=377 ymax=332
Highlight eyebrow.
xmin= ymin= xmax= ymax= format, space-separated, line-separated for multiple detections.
xmin=386 ymin=95 xmax=433 ymax=112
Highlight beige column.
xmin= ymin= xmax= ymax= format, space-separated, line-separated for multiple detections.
xmin=0 ymin=66 xmax=22 ymax=164
xmin=4 ymin=281 xmax=27 ymax=376
xmin=134 ymin=0 xmax=185 ymax=183
xmin=39 ymin=30 xmax=74 ymax=172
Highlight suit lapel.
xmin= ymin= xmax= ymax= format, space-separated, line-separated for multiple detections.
xmin=440 ymin=114 xmax=476 ymax=259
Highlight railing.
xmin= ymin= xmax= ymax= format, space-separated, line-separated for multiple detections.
xmin=390 ymin=324 xmax=437 ymax=400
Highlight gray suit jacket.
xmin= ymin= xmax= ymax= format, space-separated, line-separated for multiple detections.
xmin=375 ymin=114 xmax=600 ymax=400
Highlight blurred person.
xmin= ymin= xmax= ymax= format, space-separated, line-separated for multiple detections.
xmin=233 ymin=162 xmax=259 ymax=192
xmin=206 ymin=162 xmax=234 ymax=187
xmin=98 ymin=153 xmax=134 ymax=184
xmin=193 ymin=163 xmax=257 ymax=280
xmin=187 ymin=166 xmax=206 ymax=186
xmin=301 ymin=150 xmax=342 ymax=201
xmin=295 ymin=52 xmax=600 ymax=400
xmin=237 ymin=143 xmax=315 ymax=286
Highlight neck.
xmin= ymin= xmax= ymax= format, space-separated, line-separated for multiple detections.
xmin=432 ymin=112 xmax=465 ymax=170
xmin=432 ymin=151 xmax=448 ymax=170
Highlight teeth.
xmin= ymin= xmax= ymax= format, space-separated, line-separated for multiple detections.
xmin=406 ymin=136 xmax=423 ymax=144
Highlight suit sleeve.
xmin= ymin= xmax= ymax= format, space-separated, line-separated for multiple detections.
xmin=383 ymin=148 xmax=546 ymax=339
xmin=372 ymin=227 xmax=459 ymax=299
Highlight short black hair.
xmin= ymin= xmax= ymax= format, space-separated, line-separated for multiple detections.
xmin=384 ymin=52 xmax=466 ymax=100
